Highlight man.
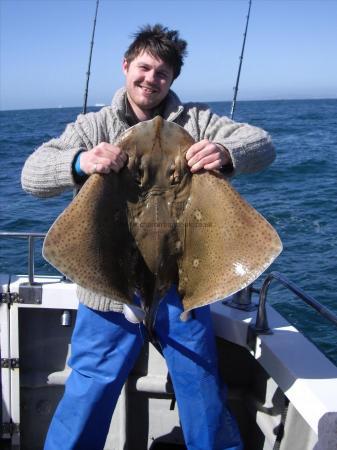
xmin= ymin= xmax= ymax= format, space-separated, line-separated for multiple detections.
xmin=22 ymin=24 xmax=275 ymax=450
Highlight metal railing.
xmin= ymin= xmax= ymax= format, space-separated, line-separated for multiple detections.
xmin=2 ymin=233 xmax=337 ymax=333
xmin=251 ymin=271 xmax=337 ymax=334
xmin=0 ymin=231 xmax=46 ymax=285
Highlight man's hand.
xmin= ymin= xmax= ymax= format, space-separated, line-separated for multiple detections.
xmin=80 ymin=142 xmax=128 ymax=175
xmin=185 ymin=139 xmax=232 ymax=173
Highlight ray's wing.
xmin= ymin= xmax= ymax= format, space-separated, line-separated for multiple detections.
xmin=42 ymin=168 xmax=144 ymax=303
xmin=177 ymin=171 xmax=282 ymax=312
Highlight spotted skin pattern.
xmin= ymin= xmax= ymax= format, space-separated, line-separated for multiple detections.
xmin=43 ymin=117 xmax=282 ymax=313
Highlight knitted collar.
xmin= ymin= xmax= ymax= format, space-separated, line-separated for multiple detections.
xmin=123 ymin=96 xmax=167 ymax=127
xmin=111 ymin=87 xmax=184 ymax=123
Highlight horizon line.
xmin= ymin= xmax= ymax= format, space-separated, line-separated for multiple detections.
xmin=1 ymin=96 xmax=336 ymax=113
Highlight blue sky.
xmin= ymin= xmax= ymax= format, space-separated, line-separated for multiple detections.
xmin=1 ymin=0 xmax=337 ymax=110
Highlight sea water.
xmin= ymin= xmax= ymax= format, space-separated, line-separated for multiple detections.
xmin=0 ymin=99 xmax=336 ymax=364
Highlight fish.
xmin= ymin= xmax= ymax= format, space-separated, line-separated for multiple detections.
xmin=43 ymin=116 xmax=282 ymax=316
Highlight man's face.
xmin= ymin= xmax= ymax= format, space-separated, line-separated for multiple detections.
xmin=123 ymin=51 xmax=174 ymax=119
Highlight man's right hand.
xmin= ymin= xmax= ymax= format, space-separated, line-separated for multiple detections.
xmin=80 ymin=142 xmax=128 ymax=175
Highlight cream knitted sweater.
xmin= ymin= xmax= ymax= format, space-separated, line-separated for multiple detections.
xmin=21 ymin=87 xmax=275 ymax=312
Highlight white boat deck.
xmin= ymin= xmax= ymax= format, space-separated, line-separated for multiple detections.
xmin=1 ymin=274 xmax=337 ymax=448
xmin=211 ymin=301 xmax=337 ymax=449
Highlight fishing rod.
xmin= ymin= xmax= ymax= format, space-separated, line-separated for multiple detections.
xmin=83 ymin=0 xmax=100 ymax=114
xmin=230 ymin=0 xmax=252 ymax=120
xmin=73 ymin=0 xmax=100 ymax=198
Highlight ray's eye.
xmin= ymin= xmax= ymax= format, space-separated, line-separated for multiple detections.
xmin=128 ymin=155 xmax=146 ymax=187
xmin=167 ymin=162 xmax=182 ymax=185
xmin=134 ymin=166 xmax=144 ymax=186
xmin=167 ymin=163 xmax=175 ymax=176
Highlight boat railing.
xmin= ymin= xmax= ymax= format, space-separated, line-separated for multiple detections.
xmin=1 ymin=232 xmax=337 ymax=333
xmin=0 ymin=231 xmax=46 ymax=285
xmin=250 ymin=271 xmax=337 ymax=334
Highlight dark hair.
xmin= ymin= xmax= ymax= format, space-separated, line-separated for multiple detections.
xmin=124 ymin=24 xmax=188 ymax=79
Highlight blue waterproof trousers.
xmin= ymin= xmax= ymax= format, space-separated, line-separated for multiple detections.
xmin=44 ymin=286 xmax=243 ymax=450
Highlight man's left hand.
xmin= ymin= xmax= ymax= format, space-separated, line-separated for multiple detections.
xmin=185 ymin=139 xmax=232 ymax=173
